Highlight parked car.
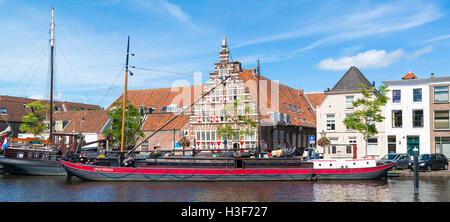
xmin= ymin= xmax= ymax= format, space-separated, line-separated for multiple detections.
xmin=409 ymin=154 xmax=449 ymax=171
xmin=378 ymin=153 xmax=411 ymax=170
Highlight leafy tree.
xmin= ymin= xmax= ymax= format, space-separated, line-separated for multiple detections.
xmin=178 ymin=136 xmax=190 ymax=149
xmin=103 ymin=100 xmax=144 ymax=148
xmin=20 ymin=100 xmax=49 ymax=136
xmin=343 ymin=83 xmax=389 ymax=154
xmin=216 ymin=97 xmax=257 ymax=149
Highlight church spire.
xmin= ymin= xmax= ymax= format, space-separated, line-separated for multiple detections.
xmin=220 ymin=36 xmax=229 ymax=63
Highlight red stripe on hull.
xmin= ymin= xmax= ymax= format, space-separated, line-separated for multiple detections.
xmin=60 ymin=160 xmax=393 ymax=177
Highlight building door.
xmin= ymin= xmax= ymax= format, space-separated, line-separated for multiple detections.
xmin=407 ymin=136 xmax=420 ymax=155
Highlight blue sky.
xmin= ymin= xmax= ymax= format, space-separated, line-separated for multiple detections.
xmin=1 ymin=0 xmax=450 ymax=108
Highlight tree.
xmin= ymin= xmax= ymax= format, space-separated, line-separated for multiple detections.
xmin=178 ymin=136 xmax=190 ymax=149
xmin=343 ymin=83 xmax=389 ymax=155
xmin=103 ymin=100 xmax=144 ymax=148
xmin=20 ymin=100 xmax=49 ymax=136
xmin=216 ymin=97 xmax=257 ymax=149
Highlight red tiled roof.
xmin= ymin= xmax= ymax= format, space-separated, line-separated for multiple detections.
xmin=108 ymin=85 xmax=202 ymax=112
xmin=142 ymin=113 xmax=190 ymax=131
xmin=238 ymin=68 xmax=317 ymax=127
xmin=402 ymin=72 xmax=418 ymax=80
xmin=51 ymin=110 xmax=109 ymax=134
xmin=0 ymin=95 xmax=101 ymax=122
xmin=305 ymin=92 xmax=325 ymax=109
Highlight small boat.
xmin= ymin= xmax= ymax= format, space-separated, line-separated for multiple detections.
xmin=0 ymin=133 xmax=83 ymax=175
xmin=59 ymin=157 xmax=394 ymax=181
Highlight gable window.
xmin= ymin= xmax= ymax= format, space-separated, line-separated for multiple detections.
xmin=392 ymin=90 xmax=401 ymax=103
xmin=434 ymin=110 xmax=450 ymax=129
xmin=345 ymin=96 xmax=354 ymax=109
xmin=434 ymin=86 xmax=449 ymax=103
xmin=392 ymin=110 xmax=402 ymax=128
xmin=326 ymin=114 xmax=335 ymax=131
xmin=0 ymin=107 xmax=6 ymax=114
xmin=413 ymin=88 xmax=422 ymax=102
xmin=412 ymin=110 xmax=424 ymax=128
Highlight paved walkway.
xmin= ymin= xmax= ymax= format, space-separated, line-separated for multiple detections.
xmin=390 ymin=168 xmax=450 ymax=178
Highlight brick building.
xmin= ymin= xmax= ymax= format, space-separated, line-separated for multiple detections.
xmin=0 ymin=95 xmax=101 ymax=137
xmin=112 ymin=37 xmax=319 ymax=154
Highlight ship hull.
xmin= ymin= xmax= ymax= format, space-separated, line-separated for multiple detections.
xmin=0 ymin=156 xmax=67 ymax=176
xmin=59 ymin=159 xmax=393 ymax=181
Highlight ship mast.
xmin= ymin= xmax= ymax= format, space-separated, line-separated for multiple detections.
xmin=120 ymin=36 xmax=131 ymax=153
xmin=49 ymin=6 xmax=55 ymax=142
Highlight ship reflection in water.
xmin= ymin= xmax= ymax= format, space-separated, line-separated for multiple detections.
xmin=0 ymin=175 xmax=449 ymax=202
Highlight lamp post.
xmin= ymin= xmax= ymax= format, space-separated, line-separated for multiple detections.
xmin=413 ymin=147 xmax=419 ymax=197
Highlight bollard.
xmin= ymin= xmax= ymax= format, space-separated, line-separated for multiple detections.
xmin=413 ymin=147 xmax=419 ymax=196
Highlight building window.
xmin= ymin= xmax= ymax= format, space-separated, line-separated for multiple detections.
xmin=392 ymin=110 xmax=402 ymax=128
xmin=412 ymin=110 xmax=424 ymax=128
xmin=367 ymin=138 xmax=378 ymax=155
xmin=326 ymin=114 xmax=335 ymax=131
xmin=289 ymin=104 xmax=295 ymax=112
xmin=141 ymin=141 xmax=149 ymax=151
xmin=345 ymin=96 xmax=354 ymax=109
xmin=329 ymin=138 xmax=338 ymax=154
xmin=434 ymin=110 xmax=449 ymax=129
xmin=0 ymin=107 xmax=6 ymax=114
xmin=388 ymin=136 xmax=396 ymax=153
xmin=392 ymin=90 xmax=401 ymax=103
xmin=347 ymin=137 xmax=356 ymax=154
xmin=434 ymin=86 xmax=449 ymax=103
xmin=413 ymin=88 xmax=422 ymax=102
xmin=435 ymin=137 xmax=450 ymax=157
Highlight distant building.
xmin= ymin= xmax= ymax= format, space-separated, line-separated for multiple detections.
xmin=0 ymin=95 xmax=101 ymax=137
xmin=316 ymin=66 xmax=387 ymax=159
xmin=111 ymin=37 xmax=318 ymax=154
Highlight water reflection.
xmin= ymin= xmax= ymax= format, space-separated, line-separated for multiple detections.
xmin=0 ymin=174 xmax=449 ymax=202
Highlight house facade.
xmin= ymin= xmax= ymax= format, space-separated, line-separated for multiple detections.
xmin=382 ymin=72 xmax=431 ymax=155
xmin=428 ymin=76 xmax=450 ymax=157
xmin=316 ymin=66 xmax=387 ymax=159
xmin=383 ymin=73 xmax=450 ymax=157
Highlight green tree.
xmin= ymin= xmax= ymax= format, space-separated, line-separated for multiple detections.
xmin=20 ymin=100 xmax=49 ymax=136
xmin=103 ymin=100 xmax=144 ymax=148
xmin=216 ymin=97 xmax=257 ymax=149
xmin=343 ymin=83 xmax=389 ymax=153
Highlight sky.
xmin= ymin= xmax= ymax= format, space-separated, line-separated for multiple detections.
xmin=1 ymin=0 xmax=450 ymax=108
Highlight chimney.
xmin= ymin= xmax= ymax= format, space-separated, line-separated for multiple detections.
xmin=298 ymin=89 xmax=304 ymax=96
xmin=372 ymin=81 xmax=375 ymax=87
xmin=430 ymin=73 xmax=434 ymax=79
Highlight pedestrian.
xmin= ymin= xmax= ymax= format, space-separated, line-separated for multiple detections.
xmin=303 ymin=148 xmax=309 ymax=161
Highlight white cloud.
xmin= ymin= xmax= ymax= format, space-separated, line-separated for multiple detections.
xmin=405 ymin=45 xmax=433 ymax=62
xmin=423 ymin=34 xmax=450 ymax=44
xmin=318 ymin=49 xmax=404 ymax=71
xmin=237 ymin=0 xmax=442 ymax=53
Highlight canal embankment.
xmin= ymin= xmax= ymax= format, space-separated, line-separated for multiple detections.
xmin=389 ymin=169 xmax=450 ymax=178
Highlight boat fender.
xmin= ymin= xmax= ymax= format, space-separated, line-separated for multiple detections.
xmin=34 ymin=153 xmax=40 ymax=159
xmin=43 ymin=153 xmax=49 ymax=160
xmin=311 ymin=173 xmax=318 ymax=181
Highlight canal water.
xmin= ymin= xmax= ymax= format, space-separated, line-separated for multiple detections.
xmin=0 ymin=175 xmax=449 ymax=202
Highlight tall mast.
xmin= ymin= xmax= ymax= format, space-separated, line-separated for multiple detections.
xmin=49 ymin=6 xmax=55 ymax=142
xmin=257 ymin=59 xmax=261 ymax=154
xmin=120 ymin=36 xmax=130 ymax=153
